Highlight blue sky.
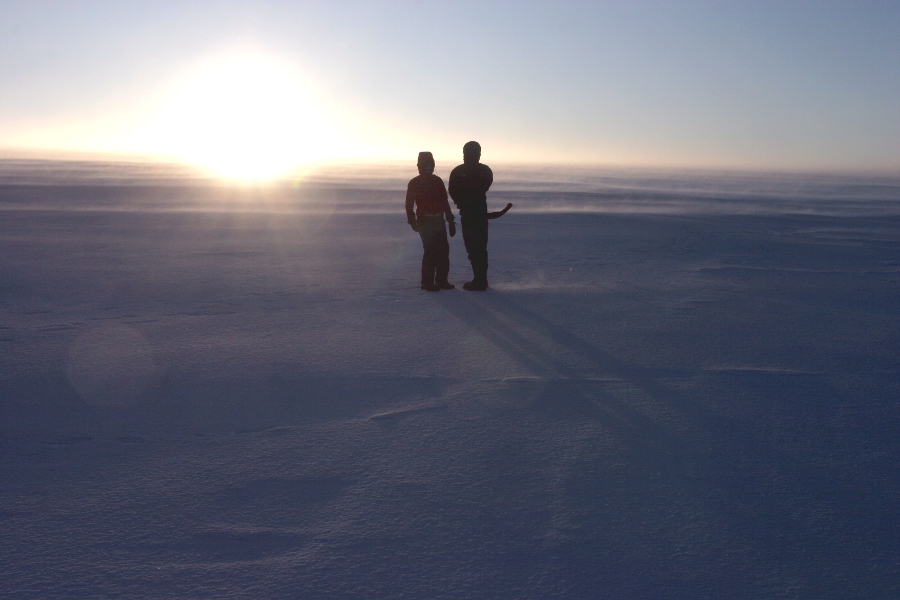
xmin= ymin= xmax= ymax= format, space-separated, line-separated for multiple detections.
xmin=1 ymin=1 xmax=898 ymax=173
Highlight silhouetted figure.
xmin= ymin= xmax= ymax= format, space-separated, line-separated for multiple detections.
xmin=406 ymin=151 xmax=457 ymax=291
xmin=449 ymin=141 xmax=511 ymax=291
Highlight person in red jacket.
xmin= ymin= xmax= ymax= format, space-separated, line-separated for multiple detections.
xmin=406 ymin=151 xmax=457 ymax=291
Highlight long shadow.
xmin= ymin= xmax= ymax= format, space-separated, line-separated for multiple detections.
xmin=436 ymin=289 xmax=899 ymax=595
xmin=433 ymin=289 xmax=767 ymax=594
xmin=471 ymin=291 xmax=730 ymax=432
xmin=432 ymin=290 xmax=725 ymax=477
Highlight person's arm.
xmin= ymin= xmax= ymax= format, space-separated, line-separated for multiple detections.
xmin=439 ymin=179 xmax=455 ymax=222
xmin=405 ymin=181 xmax=418 ymax=231
xmin=486 ymin=202 xmax=513 ymax=220
xmin=437 ymin=178 xmax=456 ymax=236
xmin=482 ymin=164 xmax=494 ymax=192
xmin=447 ymin=167 xmax=461 ymax=208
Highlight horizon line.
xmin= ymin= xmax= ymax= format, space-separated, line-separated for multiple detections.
xmin=0 ymin=147 xmax=898 ymax=179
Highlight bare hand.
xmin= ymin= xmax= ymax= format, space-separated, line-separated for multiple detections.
xmin=448 ymin=221 xmax=456 ymax=237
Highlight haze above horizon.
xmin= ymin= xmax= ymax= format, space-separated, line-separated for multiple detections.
xmin=1 ymin=1 xmax=898 ymax=178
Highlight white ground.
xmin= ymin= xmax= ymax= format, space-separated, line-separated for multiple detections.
xmin=1 ymin=173 xmax=898 ymax=598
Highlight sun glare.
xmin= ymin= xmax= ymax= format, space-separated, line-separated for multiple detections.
xmin=154 ymin=51 xmax=333 ymax=180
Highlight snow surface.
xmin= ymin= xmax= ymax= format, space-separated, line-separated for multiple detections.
xmin=1 ymin=163 xmax=898 ymax=598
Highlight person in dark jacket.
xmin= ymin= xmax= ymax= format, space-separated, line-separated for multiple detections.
xmin=406 ymin=151 xmax=457 ymax=291
xmin=448 ymin=141 xmax=508 ymax=291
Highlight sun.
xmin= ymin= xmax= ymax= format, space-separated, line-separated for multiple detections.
xmin=155 ymin=51 xmax=333 ymax=180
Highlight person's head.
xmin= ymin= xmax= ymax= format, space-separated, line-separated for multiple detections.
xmin=463 ymin=141 xmax=481 ymax=164
xmin=417 ymin=151 xmax=435 ymax=175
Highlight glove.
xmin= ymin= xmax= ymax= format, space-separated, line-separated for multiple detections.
xmin=409 ymin=220 xmax=419 ymax=232
xmin=448 ymin=221 xmax=456 ymax=237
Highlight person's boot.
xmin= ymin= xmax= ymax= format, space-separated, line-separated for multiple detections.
xmin=422 ymin=278 xmax=441 ymax=292
xmin=421 ymin=263 xmax=439 ymax=291
xmin=436 ymin=280 xmax=455 ymax=290
xmin=463 ymin=268 xmax=488 ymax=291
xmin=462 ymin=279 xmax=487 ymax=291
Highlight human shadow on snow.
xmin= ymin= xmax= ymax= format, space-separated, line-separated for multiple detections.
xmin=434 ymin=290 xmax=730 ymax=460
xmin=433 ymin=289 xmax=897 ymax=597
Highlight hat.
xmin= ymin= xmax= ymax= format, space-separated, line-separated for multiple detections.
xmin=417 ymin=151 xmax=435 ymax=166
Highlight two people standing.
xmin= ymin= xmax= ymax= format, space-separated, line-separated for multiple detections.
xmin=406 ymin=141 xmax=511 ymax=292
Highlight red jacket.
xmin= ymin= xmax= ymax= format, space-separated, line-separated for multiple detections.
xmin=406 ymin=174 xmax=454 ymax=223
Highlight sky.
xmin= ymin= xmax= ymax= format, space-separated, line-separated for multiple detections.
xmin=1 ymin=1 xmax=898 ymax=176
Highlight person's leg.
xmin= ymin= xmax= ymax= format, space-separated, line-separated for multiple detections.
xmin=461 ymin=216 xmax=477 ymax=279
xmin=418 ymin=217 xmax=440 ymax=291
xmin=477 ymin=220 xmax=489 ymax=285
xmin=434 ymin=220 xmax=452 ymax=288
xmin=461 ymin=217 xmax=489 ymax=290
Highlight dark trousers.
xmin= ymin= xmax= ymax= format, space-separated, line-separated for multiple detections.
xmin=417 ymin=216 xmax=450 ymax=285
xmin=461 ymin=215 xmax=489 ymax=284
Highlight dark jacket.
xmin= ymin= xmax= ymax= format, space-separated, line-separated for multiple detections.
xmin=448 ymin=162 xmax=493 ymax=217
